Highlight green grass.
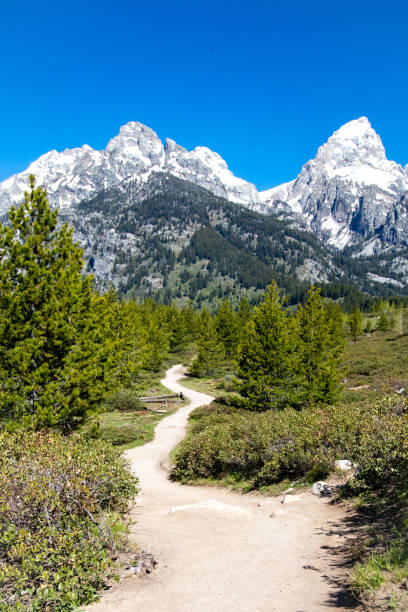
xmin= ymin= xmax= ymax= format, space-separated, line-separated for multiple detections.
xmin=350 ymin=535 xmax=408 ymax=610
xmin=343 ymin=328 xmax=408 ymax=395
xmin=181 ymin=359 xmax=237 ymax=398
xmin=93 ymin=406 xmax=179 ymax=450
xmin=181 ymin=374 xmax=230 ymax=398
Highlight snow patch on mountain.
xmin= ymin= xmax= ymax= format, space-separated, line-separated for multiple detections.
xmin=259 ymin=117 xmax=408 ymax=249
xmin=367 ymin=273 xmax=404 ymax=288
xmin=2 ymin=116 xmax=408 ymax=256
xmin=0 ymin=122 xmax=259 ymax=215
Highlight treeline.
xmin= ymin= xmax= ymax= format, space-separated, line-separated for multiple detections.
xmin=287 ymin=282 xmax=408 ymax=312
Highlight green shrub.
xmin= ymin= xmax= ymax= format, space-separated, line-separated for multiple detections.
xmin=345 ymin=396 xmax=408 ymax=494
xmin=171 ymin=397 xmax=408 ymax=491
xmin=99 ymin=425 xmax=144 ymax=446
xmin=171 ymin=402 xmax=339 ymax=487
xmin=0 ymin=431 xmax=138 ymax=611
xmin=104 ymin=389 xmax=144 ymax=412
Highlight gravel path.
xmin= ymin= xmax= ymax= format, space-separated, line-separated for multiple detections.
xmin=88 ymin=365 xmax=359 ymax=612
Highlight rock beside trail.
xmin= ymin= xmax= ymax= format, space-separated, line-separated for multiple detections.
xmin=124 ymin=551 xmax=158 ymax=576
xmin=335 ymin=459 xmax=353 ymax=471
xmin=312 ymin=481 xmax=332 ymax=496
xmin=270 ymin=508 xmax=287 ymax=517
xmin=282 ymin=494 xmax=303 ymax=504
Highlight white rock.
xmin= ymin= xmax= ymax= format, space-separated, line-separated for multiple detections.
xmin=270 ymin=508 xmax=286 ymax=517
xmin=312 ymin=481 xmax=331 ymax=496
xmin=258 ymin=117 xmax=408 ymax=251
xmin=0 ymin=121 xmax=259 ymax=215
xmin=168 ymin=498 xmax=252 ymax=516
xmin=335 ymin=460 xmax=353 ymax=471
xmin=282 ymin=494 xmax=302 ymax=504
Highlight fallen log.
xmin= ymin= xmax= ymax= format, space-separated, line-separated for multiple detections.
xmin=139 ymin=394 xmax=179 ymax=403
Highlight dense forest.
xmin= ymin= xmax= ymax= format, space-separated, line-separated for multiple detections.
xmin=65 ymin=173 xmax=408 ymax=310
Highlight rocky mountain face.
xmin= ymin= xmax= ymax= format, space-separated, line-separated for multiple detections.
xmin=61 ymin=173 xmax=405 ymax=303
xmin=0 ymin=122 xmax=259 ymax=215
xmin=2 ymin=117 xmax=408 ymax=256
xmin=1 ymin=117 xmax=408 ymax=296
xmin=259 ymin=117 xmax=408 ymax=252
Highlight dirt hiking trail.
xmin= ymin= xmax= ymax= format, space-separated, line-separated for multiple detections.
xmin=89 ymin=365 xmax=361 ymax=612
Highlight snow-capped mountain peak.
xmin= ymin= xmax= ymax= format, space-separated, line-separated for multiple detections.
xmin=0 ymin=122 xmax=260 ymax=214
xmin=259 ymin=117 xmax=408 ymax=249
xmin=1 ymin=117 xmax=408 ymax=254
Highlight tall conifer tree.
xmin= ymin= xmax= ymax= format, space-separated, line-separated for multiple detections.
xmin=189 ymin=310 xmax=224 ymax=377
xmin=235 ymin=282 xmax=299 ymax=411
xmin=295 ymin=288 xmax=344 ymax=405
xmin=215 ymin=300 xmax=240 ymax=358
xmin=0 ymin=176 xmax=118 ymax=431
xmin=348 ymin=306 xmax=364 ymax=343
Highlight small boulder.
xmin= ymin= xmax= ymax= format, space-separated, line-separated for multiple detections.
xmin=282 ymin=494 xmax=302 ymax=504
xmin=335 ymin=460 xmax=352 ymax=471
xmin=312 ymin=481 xmax=332 ymax=496
xmin=270 ymin=508 xmax=286 ymax=517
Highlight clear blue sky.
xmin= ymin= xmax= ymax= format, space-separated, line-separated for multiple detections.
xmin=1 ymin=0 xmax=407 ymax=190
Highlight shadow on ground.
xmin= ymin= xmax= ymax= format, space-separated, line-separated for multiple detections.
xmin=314 ymin=503 xmax=367 ymax=609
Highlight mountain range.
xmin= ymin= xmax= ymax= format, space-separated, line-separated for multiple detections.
xmin=1 ymin=118 xmax=407 ymax=303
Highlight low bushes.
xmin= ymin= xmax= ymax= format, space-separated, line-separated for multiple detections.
xmin=104 ymin=389 xmax=145 ymax=412
xmin=344 ymin=396 xmax=408 ymax=494
xmin=171 ymin=396 xmax=407 ymax=491
xmin=0 ymin=431 xmax=138 ymax=611
xmin=171 ymin=403 xmax=337 ymax=487
xmin=99 ymin=423 xmax=145 ymax=446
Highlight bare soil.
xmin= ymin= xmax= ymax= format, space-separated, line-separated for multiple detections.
xmin=88 ymin=365 xmax=362 ymax=612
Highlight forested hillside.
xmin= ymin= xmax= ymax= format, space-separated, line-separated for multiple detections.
xmin=64 ymin=173 xmax=407 ymax=308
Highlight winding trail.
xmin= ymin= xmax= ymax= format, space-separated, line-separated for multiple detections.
xmin=89 ymin=365 xmax=359 ymax=612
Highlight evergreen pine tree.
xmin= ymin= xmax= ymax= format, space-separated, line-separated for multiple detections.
xmin=189 ymin=311 xmax=225 ymax=377
xmin=214 ymin=300 xmax=240 ymax=358
xmin=115 ymin=298 xmax=148 ymax=380
xmin=160 ymin=304 xmax=187 ymax=351
xmin=348 ymin=306 xmax=364 ymax=343
xmin=377 ymin=311 xmax=391 ymax=332
xmin=237 ymin=296 xmax=252 ymax=328
xmin=324 ymin=301 xmax=345 ymax=344
xmin=181 ymin=301 xmax=201 ymax=342
xmin=0 ymin=176 xmax=119 ymax=432
xmin=234 ymin=282 xmax=298 ymax=411
xmin=142 ymin=315 xmax=170 ymax=371
xmin=296 ymin=288 xmax=344 ymax=405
